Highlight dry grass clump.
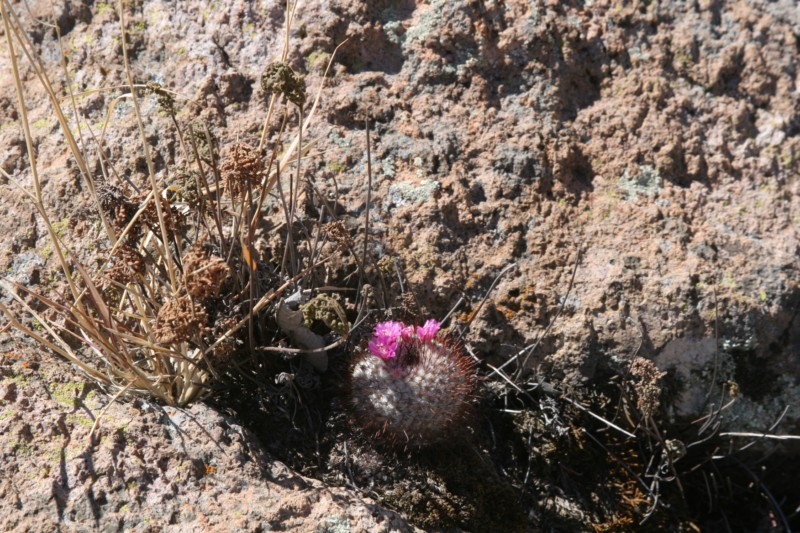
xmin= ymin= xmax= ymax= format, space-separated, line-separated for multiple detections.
xmin=0 ymin=0 xmax=339 ymax=407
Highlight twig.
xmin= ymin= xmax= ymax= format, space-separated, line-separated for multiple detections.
xmin=489 ymin=358 xmax=635 ymax=439
xmin=563 ymin=396 xmax=637 ymax=439
xmin=119 ymin=0 xmax=177 ymax=290
xmin=648 ymin=415 xmax=685 ymax=500
xmin=441 ymin=296 xmax=465 ymax=328
xmin=701 ymin=285 xmax=721 ymax=412
xmin=718 ymin=432 xmax=800 ymax=441
xmin=202 ymin=256 xmax=333 ymax=356
xmin=255 ymin=338 xmax=345 ymax=354
xmin=89 ymin=380 xmax=135 ymax=443
xmin=357 ymin=116 xmax=373 ymax=313
xmin=733 ymin=405 xmax=792 ymax=453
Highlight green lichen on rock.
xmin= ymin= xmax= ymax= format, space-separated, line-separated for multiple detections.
xmin=301 ymin=293 xmax=350 ymax=337
xmin=48 ymin=381 xmax=102 ymax=409
xmin=387 ymin=179 xmax=440 ymax=206
xmin=618 ymin=164 xmax=662 ymax=199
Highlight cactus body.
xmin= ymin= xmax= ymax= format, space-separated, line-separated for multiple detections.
xmin=349 ymin=320 xmax=478 ymax=447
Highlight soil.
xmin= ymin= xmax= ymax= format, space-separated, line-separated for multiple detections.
xmin=1 ymin=0 xmax=799 ymax=531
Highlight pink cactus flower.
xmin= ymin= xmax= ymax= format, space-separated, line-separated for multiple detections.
xmin=400 ymin=325 xmax=415 ymax=341
xmin=367 ymin=319 xmax=443 ymax=359
xmin=415 ymin=319 xmax=441 ymax=341
xmin=368 ymin=320 xmax=404 ymax=359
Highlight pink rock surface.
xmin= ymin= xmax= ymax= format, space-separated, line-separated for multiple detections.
xmin=1 ymin=0 xmax=799 ymax=530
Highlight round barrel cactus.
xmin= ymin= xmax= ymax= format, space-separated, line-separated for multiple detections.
xmin=349 ymin=319 xmax=479 ymax=448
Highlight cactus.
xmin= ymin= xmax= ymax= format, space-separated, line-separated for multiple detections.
xmin=349 ymin=319 xmax=479 ymax=448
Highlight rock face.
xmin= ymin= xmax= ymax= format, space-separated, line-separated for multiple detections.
xmin=298 ymin=0 xmax=800 ymax=429
xmin=0 ymin=344 xmax=418 ymax=532
xmin=1 ymin=0 xmax=799 ymax=530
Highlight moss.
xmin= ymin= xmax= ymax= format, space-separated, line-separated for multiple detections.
xmin=43 ymin=268 xmax=59 ymax=287
xmin=52 ymin=218 xmax=69 ymax=239
xmin=49 ymin=382 xmax=78 ymax=406
xmin=306 ymin=50 xmax=330 ymax=70
xmin=720 ymin=272 xmax=737 ymax=289
xmin=70 ymin=34 xmax=95 ymax=48
xmin=13 ymin=440 xmax=34 ymax=457
xmin=10 ymin=373 xmax=30 ymax=388
xmin=49 ymin=381 xmax=101 ymax=409
xmin=45 ymin=443 xmax=63 ymax=464
xmin=68 ymin=414 xmax=94 ymax=427
xmin=325 ymin=161 xmax=344 ymax=173
xmin=42 ymin=218 xmax=69 ymax=261
xmin=301 ymin=293 xmax=350 ymax=337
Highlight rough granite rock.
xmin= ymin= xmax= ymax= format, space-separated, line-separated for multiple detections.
xmin=0 ymin=342 xmax=418 ymax=532
xmin=1 ymin=0 xmax=799 ymax=530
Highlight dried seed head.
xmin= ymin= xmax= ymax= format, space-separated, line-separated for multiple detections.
xmin=321 ymin=220 xmax=351 ymax=253
xmin=628 ymin=357 xmax=666 ymax=419
xmin=135 ymin=191 xmax=185 ymax=233
xmin=183 ymin=243 xmax=230 ymax=299
xmin=208 ymin=315 xmax=239 ymax=362
xmin=220 ymin=143 xmax=263 ymax=201
xmin=153 ymin=295 xmax=208 ymax=345
xmin=105 ymin=243 xmax=146 ymax=285
xmin=261 ymin=62 xmax=307 ymax=108
xmin=97 ymin=184 xmax=142 ymax=243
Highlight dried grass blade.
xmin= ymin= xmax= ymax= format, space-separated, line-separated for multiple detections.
xmin=0 ymin=293 xmax=109 ymax=383
xmin=70 ymin=260 xmax=114 ymax=330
